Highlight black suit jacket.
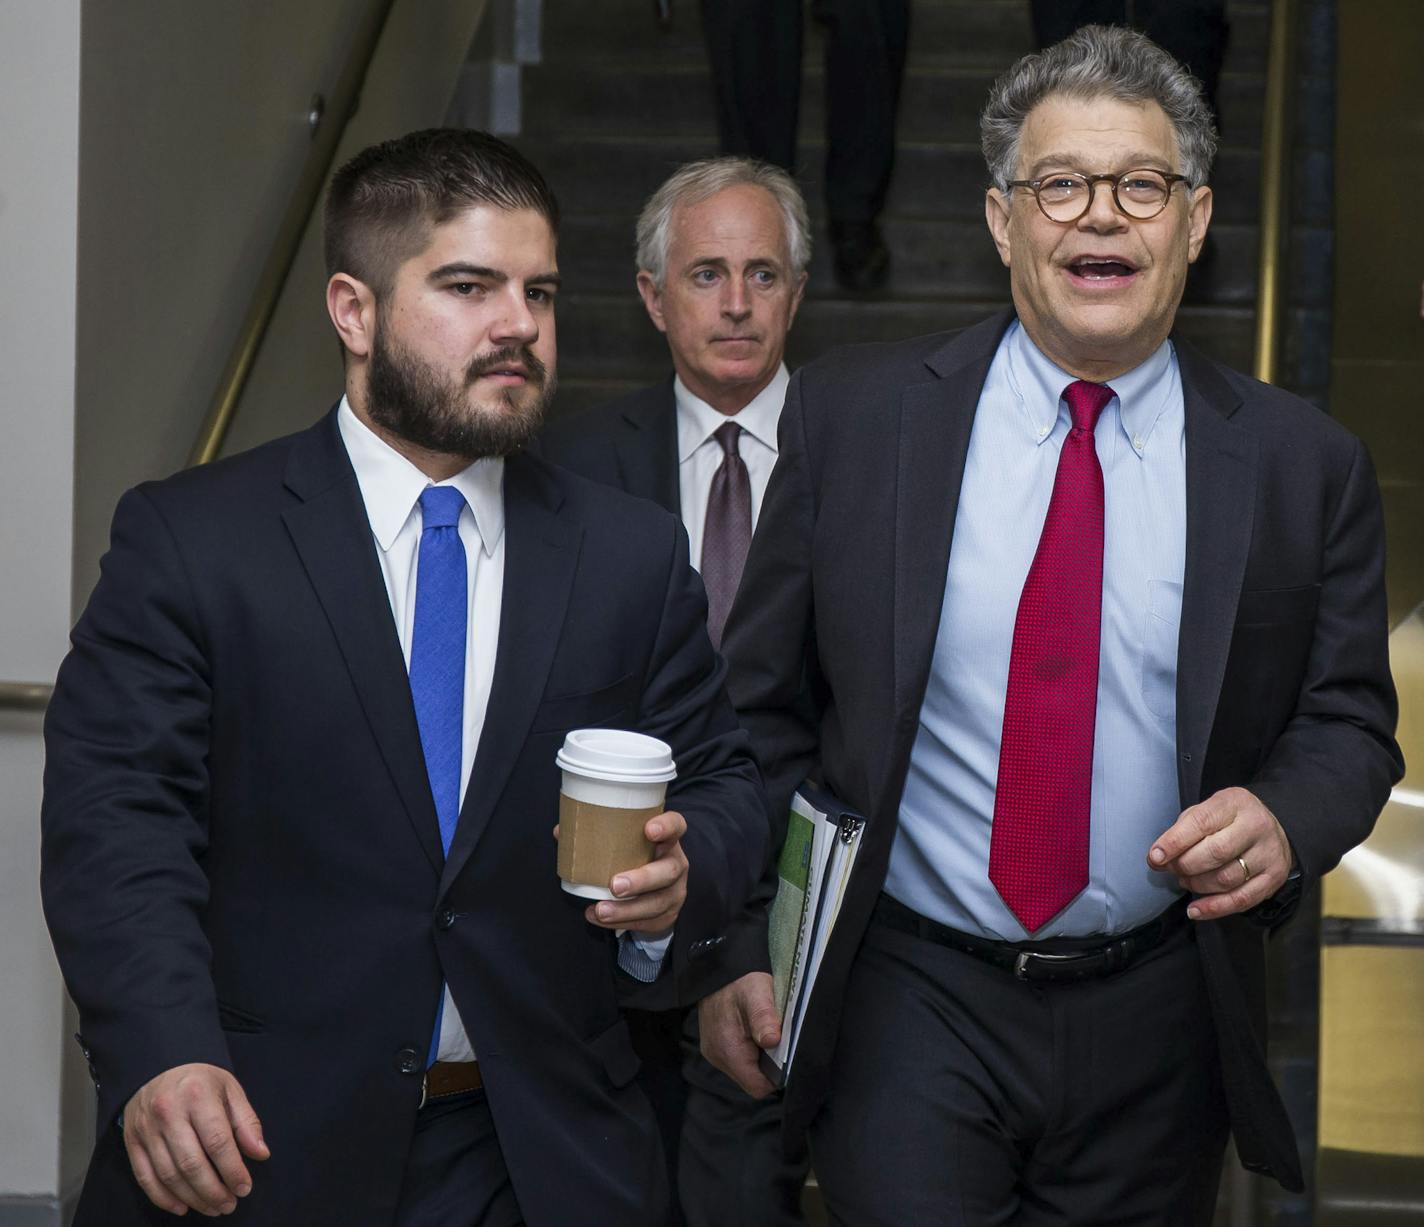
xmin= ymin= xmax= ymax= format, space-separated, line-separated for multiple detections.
xmin=542 ymin=378 xmax=681 ymax=516
xmin=545 ymin=381 xmax=773 ymax=1003
xmin=41 ymin=409 xmax=768 ymax=1226
xmin=717 ymin=312 xmax=1402 ymax=1191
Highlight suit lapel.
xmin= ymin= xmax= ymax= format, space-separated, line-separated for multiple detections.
xmin=281 ymin=412 xmax=444 ymax=872
xmin=439 ymin=455 xmax=581 ymax=894
xmin=615 ymin=379 xmax=680 ymax=514
xmin=887 ymin=317 xmax=1253 ymax=809
xmin=892 ymin=313 xmax=1013 ymax=725
xmin=1173 ymin=338 xmax=1257 ymax=804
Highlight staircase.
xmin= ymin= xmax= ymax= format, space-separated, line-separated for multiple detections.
xmin=506 ymin=0 xmax=1271 ymax=421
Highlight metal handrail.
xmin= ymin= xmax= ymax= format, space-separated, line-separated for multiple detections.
xmin=1235 ymin=7 xmax=1302 ymax=1221
xmin=187 ymin=0 xmax=397 ymax=467
xmin=0 ymin=681 xmax=52 ymax=711
xmin=0 ymin=5 xmax=400 ymax=711
xmin=1251 ymin=0 xmax=1297 ymax=386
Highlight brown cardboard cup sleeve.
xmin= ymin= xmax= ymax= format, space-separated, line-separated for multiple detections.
xmin=555 ymin=729 xmax=677 ymax=901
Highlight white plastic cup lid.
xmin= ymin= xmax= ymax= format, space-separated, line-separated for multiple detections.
xmin=556 ymin=728 xmax=676 ymax=783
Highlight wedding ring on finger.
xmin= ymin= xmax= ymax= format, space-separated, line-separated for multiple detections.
xmin=1237 ymin=855 xmax=1252 ymax=883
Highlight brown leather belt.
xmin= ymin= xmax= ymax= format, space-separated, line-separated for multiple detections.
xmin=420 ymin=1060 xmax=482 ymax=1108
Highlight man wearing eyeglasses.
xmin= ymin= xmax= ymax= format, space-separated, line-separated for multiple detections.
xmin=696 ymin=24 xmax=1401 ymax=1225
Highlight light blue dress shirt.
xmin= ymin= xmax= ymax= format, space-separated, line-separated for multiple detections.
xmin=887 ymin=321 xmax=1188 ymax=939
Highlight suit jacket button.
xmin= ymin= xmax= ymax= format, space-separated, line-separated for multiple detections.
xmin=437 ymin=908 xmax=456 ymax=931
xmin=395 ymin=1047 xmax=421 ymax=1075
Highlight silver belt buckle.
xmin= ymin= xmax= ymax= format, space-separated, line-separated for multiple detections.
xmin=1013 ymin=949 xmax=1081 ymax=980
xmin=418 ymin=1072 xmax=429 ymax=1111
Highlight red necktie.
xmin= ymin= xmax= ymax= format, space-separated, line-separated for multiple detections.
xmin=989 ymin=379 xmax=1114 ymax=933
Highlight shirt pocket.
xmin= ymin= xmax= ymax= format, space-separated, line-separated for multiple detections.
xmin=1141 ymin=578 xmax=1183 ymax=723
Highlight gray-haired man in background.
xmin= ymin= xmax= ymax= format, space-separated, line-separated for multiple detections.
xmin=543 ymin=157 xmax=810 ymax=1226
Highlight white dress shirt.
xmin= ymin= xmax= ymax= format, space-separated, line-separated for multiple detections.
xmin=338 ymin=399 xmax=504 ymax=1062
xmin=675 ymin=364 xmax=789 ymax=561
xmin=339 ymin=399 xmax=671 ymax=1058
xmin=890 ymin=322 xmax=1187 ymax=939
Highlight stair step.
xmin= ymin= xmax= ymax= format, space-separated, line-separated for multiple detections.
xmin=537 ymin=0 xmax=1270 ymax=76
xmin=532 ymin=0 xmax=1270 ymax=72
xmin=526 ymin=134 xmax=1263 ymax=228
xmin=540 ymin=0 xmax=1035 ymax=71
xmin=522 ymin=0 xmax=1276 ymax=403
xmin=552 ymin=293 xmax=1258 ymax=383
xmin=553 ymin=293 xmax=1008 ymax=378
xmin=549 ymin=318 xmax=1268 ymax=419
xmin=552 ymin=216 xmax=1258 ymax=305
xmin=521 ymin=60 xmax=1266 ymax=148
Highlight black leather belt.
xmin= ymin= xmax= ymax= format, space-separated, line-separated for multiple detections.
xmin=873 ymin=893 xmax=1187 ymax=983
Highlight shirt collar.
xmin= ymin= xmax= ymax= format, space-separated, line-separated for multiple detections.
xmin=674 ymin=364 xmax=789 ymax=464
xmin=1004 ymin=320 xmax=1177 ymax=459
xmin=337 ymin=396 xmax=505 ymax=555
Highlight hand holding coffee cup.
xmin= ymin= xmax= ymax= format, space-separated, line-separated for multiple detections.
xmin=555 ymin=730 xmax=689 ymax=934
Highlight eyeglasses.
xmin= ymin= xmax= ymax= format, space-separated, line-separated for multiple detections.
xmin=1007 ymin=169 xmax=1190 ymax=222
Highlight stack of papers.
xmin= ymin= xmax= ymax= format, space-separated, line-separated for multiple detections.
xmin=761 ymin=784 xmax=866 ymax=1086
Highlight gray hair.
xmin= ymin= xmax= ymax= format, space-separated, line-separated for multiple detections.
xmin=980 ymin=24 xmax=1218 ymax=193
xmin=635 ymin=157 xmax=812 ymax=286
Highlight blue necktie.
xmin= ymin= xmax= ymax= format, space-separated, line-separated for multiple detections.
xmin=409 ymin=485 xmax=468 ymax=1063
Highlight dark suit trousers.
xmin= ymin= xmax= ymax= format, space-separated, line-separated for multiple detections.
xmin=394 ymin=1091 xmax=524 ymax=1227
xmin=700 ymin=0 xmax=909 ymax=223
xmin=1030 ymin=1 xmax=1227 ymax=129
xmin=810 ymin=908 xmax=1229 ymax=1226
xmin=680 ymin=1010 xmax=810 ymax=1227
xmin=629 ymin=1007 xmax=810 ymax=1226
xmin=626 ymin=1007 xmax=691 ymax=1223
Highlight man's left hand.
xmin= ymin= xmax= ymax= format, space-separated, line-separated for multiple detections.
xmin=1149 ymin=787 xmax=1295 ymax=920
xmin=555 ymin=810 xmax=689 ymax=934
xmin=699 ymin=972 xmax=780 ymax=1099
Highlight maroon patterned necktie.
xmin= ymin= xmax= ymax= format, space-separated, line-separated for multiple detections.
xmin=701 ymin=421 xmax=752 ymax=649
xmin=989 ymin=379 xmax=1114 ymax=933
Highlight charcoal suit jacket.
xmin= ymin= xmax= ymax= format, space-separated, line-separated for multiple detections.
xmin=41 ymin=407 xmax=768 ymax=1226
xmin=713 ymin=310 xmax=1402 ymax=1192
xmin=541 ymin=378 xmax=681 ymax=518
xmin=543 ymin=378 xmax=796 ymax=1006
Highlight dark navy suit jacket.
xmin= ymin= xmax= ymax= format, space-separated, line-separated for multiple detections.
xmin=42 ymin=408 xmax=767 ymax=1226
xmin=542 ymin=378 xmax=681 ymax=517
xmin=715 ymin=312 xmax=1402 ymax=1192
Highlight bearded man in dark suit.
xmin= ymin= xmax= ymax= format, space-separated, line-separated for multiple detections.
xmin=699 ymin=26 xmax=1402 ymax=1226
xmin=41 ymin=128 xmax=767 ymax=1227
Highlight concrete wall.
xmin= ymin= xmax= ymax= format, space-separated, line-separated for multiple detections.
xmin=74 ymin=0 xmax=493 ymax=600
xmin=220 ymin=0 xmax=494 ymax=458
xmin=1331 ymin=0 xmax=1424 ymax=628
xmin=0 ymin=1 xmax=83 ymax=1218
xmin=73 ymin=0 xmax=380 ymax=603
xmin=2 ymin=0 xmax=487 ymax=1218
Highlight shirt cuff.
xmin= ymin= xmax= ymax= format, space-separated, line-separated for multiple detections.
xmin=616 ymin=929 xmax=674 ymax=983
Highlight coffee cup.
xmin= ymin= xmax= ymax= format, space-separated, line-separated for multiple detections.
xmin=556 ymin=729 xmax=677 ymax=900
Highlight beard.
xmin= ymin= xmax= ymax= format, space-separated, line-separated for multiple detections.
xmin=365 ymin=325 xmax=555 ymax=462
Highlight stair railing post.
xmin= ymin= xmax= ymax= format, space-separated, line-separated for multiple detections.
xmin=1252 ymin=0 xmax=1299 ymax=387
